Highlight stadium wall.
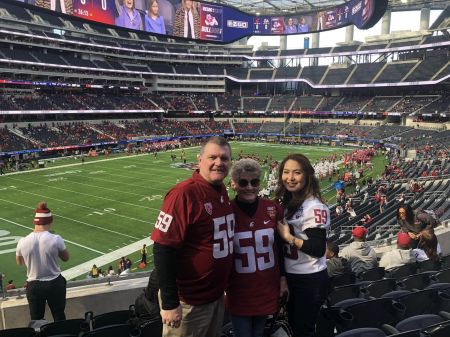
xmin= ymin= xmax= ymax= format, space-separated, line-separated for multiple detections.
xmin=3 ymin=223 xmax=450 ymax=329
xmin=0 ymin=277 xmax=148 ymax=329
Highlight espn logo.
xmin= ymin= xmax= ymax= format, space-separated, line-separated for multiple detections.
xmin=227 ymin=20 xmax=248 ymax=29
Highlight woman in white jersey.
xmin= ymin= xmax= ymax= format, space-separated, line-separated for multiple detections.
xmin=275 ymin=153 xmax=330 ymax=337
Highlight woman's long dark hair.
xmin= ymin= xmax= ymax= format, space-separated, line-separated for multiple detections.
xmin=275 ymin=153 xmax=323 ymax=219
xmin=397 ymin=203 xmax=414 ymax=225
xmin=418 ymin=229 xmax=439 ymax=261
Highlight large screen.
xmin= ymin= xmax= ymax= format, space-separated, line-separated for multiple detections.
xmin=17 ymin=0 xmax=384 ymax=43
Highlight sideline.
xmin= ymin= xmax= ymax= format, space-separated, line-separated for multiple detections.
xmin=1 ymin=146 xmax=201 ymax=176
xmin=62 ymin=238 xmax=153 ymax=280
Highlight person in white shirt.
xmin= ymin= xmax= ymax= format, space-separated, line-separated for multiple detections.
xmin=379 ymin=232 xmax=416 ymax=270
xmin=16 ymin=201 xmax=69 ymax=321
xmin=276 ymin=153 xmax=330 ymax=337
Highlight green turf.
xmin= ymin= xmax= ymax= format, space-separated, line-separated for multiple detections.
xmin=0 ymin=141 xmax=367 ymax=285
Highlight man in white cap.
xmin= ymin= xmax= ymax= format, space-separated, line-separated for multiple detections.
xmin=16 ymin=201 xmax=69 ymax=321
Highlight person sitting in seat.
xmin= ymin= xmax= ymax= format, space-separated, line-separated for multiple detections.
xmin=379 ymin=232 xmax=415 ymax=271
xmin=326 ymin=241 xmax=352 ymax=277
xmin=340 ymin=226 xmax=378 ymax=274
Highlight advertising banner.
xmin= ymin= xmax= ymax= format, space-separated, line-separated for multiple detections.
xmin=18 ymin=0 xmax=380 ymax=43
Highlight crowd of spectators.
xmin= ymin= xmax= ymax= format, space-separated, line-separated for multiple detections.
xmin=0 ymin=93 xmax=448 ymax=119
xmin=1 ymin=119 xmax=236 ymax=152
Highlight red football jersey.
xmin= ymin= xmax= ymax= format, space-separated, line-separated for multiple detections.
xmin=151 ymin=171 xmax=234 ymax=305
xmin=226 ymin=198 xmax=283 ymax=316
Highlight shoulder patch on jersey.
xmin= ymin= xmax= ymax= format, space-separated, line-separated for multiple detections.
xmin=204 ymin=202 xmax=213 ymax=215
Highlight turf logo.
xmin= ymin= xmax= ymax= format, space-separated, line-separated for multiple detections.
xmin=170 ymin=163 xmax=198 ymax=171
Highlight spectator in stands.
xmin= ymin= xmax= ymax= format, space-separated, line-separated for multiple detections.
xmin=35 ymin=0 xmax=73 ymax=15
xmin=16 ymin=201 xmax=69 ymax=321
xmin=226 ymin=158 xmax=287 ymax=337
xmin=115 ymin=0 xmax=143 ymax=31
xmin=145 ymin=0 xmax=166 ymax=34
xmin=379 ymin=195 xmax=387 ymax=214
xmin=276 ymin=153 xmax=330 ymax=337
xmin=397 ymin=204 xmax=437 ymax=246
xmin=396 ymin=193 xmax=406 ymax=204
xmin=173 ymin=0 xmax=199 ymax=39
xmin=361 ymin=190 xmax=369 ymax=204
xmin=379 ymin=232 xmax=415 ymax=271
xmin=355 ymin=182 xmax=361 ymax=195
xmin=326 ymin=241 xmax=351 ymax=277
xmin=151 ymin=137 xmax=233 ymax=336
xmin=413 ymin=229 xmax=441 ymax=262
xmin=5 ymin=280 xmax=16 ymax=291
xmin=340 ymin=226 xmax=378 ymax=274
xmin=347 ymin=206 xmax=357 ymax=220
xmin=361 ymin=213 xmax=372 ymax=225
xmin=284 ymin=17 xmax=297 ymax=34
xmin=335 ymin=205 xmax=343 ymax=216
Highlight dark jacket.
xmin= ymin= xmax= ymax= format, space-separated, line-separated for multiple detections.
xmin=326 ymin=256 xmax=352 ymax=277
xmin=398 ymin=210 xmax=437 ymax=234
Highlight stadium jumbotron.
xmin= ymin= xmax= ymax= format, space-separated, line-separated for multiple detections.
xmin=0 ymin=0 xmax=449 ymax=335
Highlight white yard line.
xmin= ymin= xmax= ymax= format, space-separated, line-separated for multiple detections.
xmin=5 ymin=176 xmax=158 ymax=211
xmin=61 ymin=238 xmax=154 ymax=280
xmin=1 ymin=187 xmax=151 ymax=224
xmin=0 ymin=217 xmax=105 ymax=254
xmin=1 ymin=146 xmax=201 ymax=176
xmin=0 ymin=199 xmax=141 ymax=239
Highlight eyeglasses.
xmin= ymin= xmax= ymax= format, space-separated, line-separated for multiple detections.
xmin=238 ymin=178 xmax=260 ymax=187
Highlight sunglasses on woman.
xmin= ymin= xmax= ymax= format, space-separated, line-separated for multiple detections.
xmin=238 ymin=179 xmax=260 ymax=187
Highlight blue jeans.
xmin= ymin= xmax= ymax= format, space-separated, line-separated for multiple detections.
xmin=231 ymin=315 xmax=267 ymax=337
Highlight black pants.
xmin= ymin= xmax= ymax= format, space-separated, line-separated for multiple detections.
xmin=286 ymin=269 xmax=329 ymax=337
xmin=26 ymin=274 xmax=67 ymax=321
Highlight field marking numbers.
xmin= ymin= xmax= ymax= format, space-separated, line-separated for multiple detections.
xmin=45 ymin=170 xmax=83 ymax=177
xmin=5 ymin=176 xmax=158 ymax=211
xmin=89 ymin=170 xmax=106 ymax=175
xmin=0 ymin=217 xmax=105 ymax=254
xmin=0 ymin=199 xmax=142 ymax=239
xmin=48 ymin=177 xmax=67 ymax=182
xmin=139 ymin=195 xmax=162 ymax=202
xmin=0 ymin=230 xmax=22 ymax=254
xmin=87 ymin=208 xmax=116 ymax=217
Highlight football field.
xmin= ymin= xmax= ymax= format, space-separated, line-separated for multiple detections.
xmin=0 ymin=141 xmax=353 ymax=285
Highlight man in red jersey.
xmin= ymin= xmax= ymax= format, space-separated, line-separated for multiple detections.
xmin=151 ymin=136 xmax=234 ymax=337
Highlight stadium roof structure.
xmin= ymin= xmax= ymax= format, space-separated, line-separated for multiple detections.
xmin=211 ymin=0 xmax=450 ymax=15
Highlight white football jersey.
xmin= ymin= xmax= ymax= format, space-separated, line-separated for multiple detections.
xmin=283 ymin=197 xmax=330 ymax=274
